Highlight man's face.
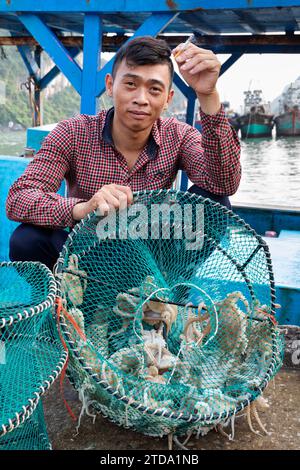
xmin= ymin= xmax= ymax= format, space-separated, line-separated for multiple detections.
xmin=105 ymin=59 xmax=174 ymax=132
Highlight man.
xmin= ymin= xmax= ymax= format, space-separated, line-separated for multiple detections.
xmin=6 ymin=36 xmax=241 ymax=270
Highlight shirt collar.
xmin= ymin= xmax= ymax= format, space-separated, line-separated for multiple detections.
xmin=102 ymin=107 xmax=160 ymax=160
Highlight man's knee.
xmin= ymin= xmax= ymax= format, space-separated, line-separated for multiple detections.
xmin=9 ymin=223 xmax=68 ymax=269
xmin=9 ymin=224 xmax=40 ymax=261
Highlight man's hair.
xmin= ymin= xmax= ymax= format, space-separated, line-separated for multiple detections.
xmin=112 ymin=36 xmax=174 ymax=88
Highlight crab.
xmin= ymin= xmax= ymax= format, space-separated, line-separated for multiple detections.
xmin=212 ymin=291 xmax=249 ymax=356
xmin=79 ymin=344 xmax=101 ymax=375
xmin=253 ymin=299 xmax=280 ymax=326
xmin=61 ymin=254 xmax=87 ymax=306
xmin=142 ymin=299 xmax=178 ymax=335
xmin=110 ymin=288 xmax=140 ymax=337
xmin=182 ymin=302 xmax=211 ymax=347
xmin=144 ymin=365 xmax=167 ymax=384
xmin=64 ymin=306 xmax=86 ymax=347
xmin=108 ymin=345 xmax=145 ymax=376
xmin=142 ymin=327 xmax=178 ymax=372
xmin=100 ymin=361 xmax=125 ymax=396
xmin=86 ymin=323 xmax=109 ymax=358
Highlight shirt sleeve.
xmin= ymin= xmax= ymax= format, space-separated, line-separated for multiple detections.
xmin=178 ymin=105 xmax=241 ymax=196
xmin=6 ymin=120 xmax=86 ymax=228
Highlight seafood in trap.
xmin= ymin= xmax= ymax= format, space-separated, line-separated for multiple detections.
xmin=60 ymin=254 xmax=87 ymax=306
xmin=61 ymin=284 xmax=279 ymax=447
xmin=142 ymin=327 xmax=178 ymax=372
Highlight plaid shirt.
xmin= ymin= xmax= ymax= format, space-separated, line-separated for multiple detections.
xmin=6 ymin=106 xmax=241 ymax=229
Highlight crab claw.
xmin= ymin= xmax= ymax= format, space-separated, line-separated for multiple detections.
xmin=142 ymin=308 xmax=163 ymax=327
xmin=143 ymin=300 xmax=178 ymax=334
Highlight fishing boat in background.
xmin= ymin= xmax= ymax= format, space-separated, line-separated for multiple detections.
xmin=222 ymin=101 xmax=240 ymax=131
xmin=274 ymin=83 xmax=300 ymax=137
xmin=237 ymin=90 xmax=274 ymax=138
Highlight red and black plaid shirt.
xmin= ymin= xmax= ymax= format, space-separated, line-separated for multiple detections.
xmin=6 ymin=106 xmax=241 ymax=228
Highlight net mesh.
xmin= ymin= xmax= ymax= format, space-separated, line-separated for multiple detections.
xmin=0 ymin=261 xmax=68 ymax=450
xmin=56 ymin=190 xmax=284 ymax=438
xmin=0 ymin=402 xmax=50 ymax=450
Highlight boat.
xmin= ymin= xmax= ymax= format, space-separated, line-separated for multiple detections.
xmin=274 ymin=106 xmax=300 ymax=137
xmin=222 ymin=101 xmax=240 ymax=131
xmin=237 ymin=90 xmax=274 ymax=138
xmin=274 ymin=83 xmax=300 ymax=136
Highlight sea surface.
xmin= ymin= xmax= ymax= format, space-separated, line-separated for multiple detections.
xmin=0 ymin=129 xmax=299 ymax=209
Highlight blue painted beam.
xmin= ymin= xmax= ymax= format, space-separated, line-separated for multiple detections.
xmin=95 ymin=12 xmax=178 ymax=97
xmin=180 ymin=96 xmax=196 ymax=191
xmin=34 ymin=46 xmax=42 ymax=126
xmin=18 ymin=13 xmax=82 ymax=94
xmin=15 ymin=44 xmax=40 ymax=79
xmin=233 ymin=10 xmax=266 ymax=33
xmin=81 ymin=14 xmax=102 ymax=115
xmin=173 ymin=73 xmax=197 ymax=192
xmin=39 ymin=47 xmax=81 ymax=90
xmin=173 ymin=72 xmax=197 ymax=101
xmin=2 ymin=1 xmax=300 ymax=13
xmin=186 ymin=95 xmax=196 ymax=126
xmin=220 ymin=53 xmax=243 ymax=76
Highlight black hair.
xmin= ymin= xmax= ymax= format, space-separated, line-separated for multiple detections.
xmin=112 ymin=36 xmax=174 ymax=88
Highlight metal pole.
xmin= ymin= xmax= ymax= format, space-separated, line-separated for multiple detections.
xmin=81 ymin=14 xmax=102 ymax=115
xmin=34 ymin=46 xmax=42 ymax=126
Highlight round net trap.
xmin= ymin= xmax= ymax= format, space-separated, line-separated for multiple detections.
xmin=56 ymin=190 xmax=284 ymax=443
xmin=0 ymin=261 xmax=68 ymax=450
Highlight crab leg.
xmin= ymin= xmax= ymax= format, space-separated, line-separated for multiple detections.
xmin=252 ymin=403 xmax=271 ymax=435
xmin=168 ymin=433 xmax=173 ymax=451
xmin=247 ymin=404 xmax=260 ymax=435
xmin=173 ymin=435 xmax=189 ymax=450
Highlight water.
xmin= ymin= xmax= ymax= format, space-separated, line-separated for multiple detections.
xmin=0 ymin=129 xmax=26 ymax=157
xmin=230 ymin=136 xmax=300 ymax=208
xmin=0 ymin=129 xmax=299 ymax=209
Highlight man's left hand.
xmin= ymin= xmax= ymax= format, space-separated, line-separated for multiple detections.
xmin=172 ymin=43 xmax=221 ymax=97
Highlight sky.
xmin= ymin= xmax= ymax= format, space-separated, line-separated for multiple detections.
xmin=217 ymin=53 xmax=300 ymax=113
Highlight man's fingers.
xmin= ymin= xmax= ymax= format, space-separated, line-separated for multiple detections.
xmin=93 ymin=184 xmax=133 ymax=216
xmin=97 ymin=198 xmax=111 ymax=216
xmin=181 ymin=58 xmax=220 ymax=75
xmin=180 ymin=55 xmax=217 ymax=71
xmin=173 ymin=44 xmax=214 ymax=61
xmin=109 ymin=188 xmax=129 ymax=210
xmin=99 ymin=188 xmax=122 ymax=209
xmin=113 ymin=184 xmax=133 ymax=205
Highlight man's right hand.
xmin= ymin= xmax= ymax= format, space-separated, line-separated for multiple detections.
xmin=72 ymin=184 xmax=133 ymax=221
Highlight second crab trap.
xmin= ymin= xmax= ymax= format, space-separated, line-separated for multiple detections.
xmin=55 ymin=190 xmax=284 ymax=447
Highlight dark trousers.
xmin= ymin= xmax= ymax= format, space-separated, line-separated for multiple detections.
xmin=9 ymin=187 xmax=230 ymax=271
xmin=9 ymin=224 xmax=69 ymax=270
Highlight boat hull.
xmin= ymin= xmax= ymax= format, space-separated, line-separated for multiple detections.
xmin=238 ymin=113 xmax=273 ymax=138
xmin=274 ymin=110 xmax=300 ymax=137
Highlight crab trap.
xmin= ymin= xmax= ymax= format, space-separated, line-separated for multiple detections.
xmin=0 ymin=261 xmax=68 ymax=450
xmin=55 ymin=190 xmax=284 ymax=445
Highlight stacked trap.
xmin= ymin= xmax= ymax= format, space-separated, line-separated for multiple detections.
xmin=0 ymin=261 xmax=68 ymax=450
xmin=56 ymin=190 xmax=284 ymax=446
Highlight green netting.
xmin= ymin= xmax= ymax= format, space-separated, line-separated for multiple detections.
xmin=56 ymin=190 xmax=284 ymax=440
xmin=0 ymin=261 xmax=68 ymax=450
xmin=0 ymin=401 xmax=50 ymax=450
